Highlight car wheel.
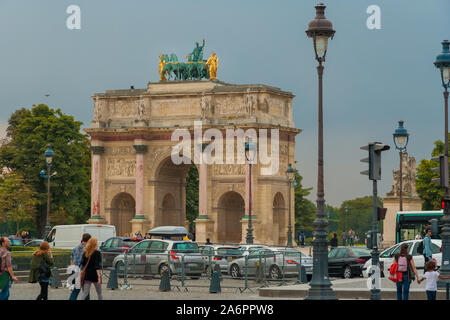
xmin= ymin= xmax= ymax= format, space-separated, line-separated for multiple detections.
xmin=230 ymin=264 xmax=241 ymax=278
xmin=343 ymin=265 xmax=352 ymax=279
xmin=115 ymin=261 xmax=125 ymax=278
xmin=269 ymin=265 xmax=282 ymax=280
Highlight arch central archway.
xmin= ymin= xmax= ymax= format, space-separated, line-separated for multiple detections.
xmin=155 ymin=157 xmax=197 ymax=229
xmin=111 ymin=193 xmax=135 ymax=236
xmin=217 ymin=191 xmax=245 ymax=243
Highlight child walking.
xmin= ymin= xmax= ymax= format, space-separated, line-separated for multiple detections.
xmin=418 ymin=260 xmax=450 ymax=300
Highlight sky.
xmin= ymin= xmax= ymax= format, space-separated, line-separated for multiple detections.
xmin=0 ymin=0 xmax=449 ymax=207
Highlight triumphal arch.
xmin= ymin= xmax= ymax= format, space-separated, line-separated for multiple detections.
xmin=85 ymin=43 xmax=301 ymax=245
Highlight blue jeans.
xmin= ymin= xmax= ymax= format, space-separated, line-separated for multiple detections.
xmin=396 ymin=279 xmax=411 ymax=300
xmin=0 ymin=278 xmax=10 ymax=300
xmin=69 ymin=288 xmax=90 ymax=300
xmin=426 ymin=290 xmax=437 ymax=300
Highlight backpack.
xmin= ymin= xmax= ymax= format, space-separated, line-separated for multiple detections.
xmin=39 ymin=260 xmax=51 ymax=280
xmin=417 ymin=241 xmax=424 ymax=254
xmin=397 ymin=256 xmax=408 ymax=272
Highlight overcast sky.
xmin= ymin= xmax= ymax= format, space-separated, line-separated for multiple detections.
xmin=0 ymin=0 xmax=449 ymax=206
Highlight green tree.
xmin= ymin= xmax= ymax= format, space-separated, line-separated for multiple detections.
xmin=293 ymin=167 xmax=316 ymax=238
xmin=325 ymin=204 xmax=340 ymax=235
xmin=416 ymin=139 xmax=447 ymax=210
xmin=0 ymin=105 xmax=91 ymax=236
xmin=337 ymin=196 xmax=383 ymax=241
xmin=185 ymin=165 xmax=199 ymax=231
xmin=0 ymin=172 xmax=36 ymax=233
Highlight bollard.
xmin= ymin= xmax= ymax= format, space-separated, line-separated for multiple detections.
xmin=107 ymin=268 xmax=119 ymax=290
xmin=209 ymin=264 xmax=222 ymax=293
xmin=50 ymin=267 xmax=61 ymax=288
xmin=255 ymin=255 xmax=263 ymax=283
xmin=159 ymin=265 xmax=171 ymax=292
xmin=299 ymin=265 xmax=307 ymax=283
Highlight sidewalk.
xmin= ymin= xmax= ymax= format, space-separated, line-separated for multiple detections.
xmin=259 ymin=278 xmax=450 ymax=300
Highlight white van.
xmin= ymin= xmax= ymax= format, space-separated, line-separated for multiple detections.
xmin=46 ymin=224 xmax=116 ymax=249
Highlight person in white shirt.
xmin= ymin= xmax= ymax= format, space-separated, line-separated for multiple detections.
xmin=418 ymin=260 xmax=450 ymax=300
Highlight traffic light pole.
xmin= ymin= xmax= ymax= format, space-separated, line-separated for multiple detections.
xmin=370 ymin=179 xmax=381 ymax=300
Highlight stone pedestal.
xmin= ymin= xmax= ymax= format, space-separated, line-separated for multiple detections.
xmin=131 ymin=217 xmax=151 ymax=235
xmin=382 ymin=197 xmax=423 ymax=247
xmin=88 ymin=216 xmax=108 ymax=225
xmin=194 ymin=217 xmax=214 ymax=243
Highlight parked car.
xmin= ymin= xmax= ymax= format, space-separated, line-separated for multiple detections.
xmin=362 ymin=239 xmax=442 ymax=278
xmin=146 ymin=226 xmax=187 ymax=240
xmin=24 ymin=239 xmax=44 ymax=247
xmin=8 ymin=237 xmax=25 ymax=247
xmin=199 ymin=245 xmax=241 ymax=273
xmin=270 ymin=247 xmax=313 ymax=280
xmin=228 ymin=247 xmax=311 ymax=280
xmin=328 ymin=247 xmax=372 ymax=278
xmin=112 ymin=239 xmax=204 ymax=278
xmin=45 ymin=224 xmax=116 ymax=249
xmin=100 ymin=237 xmax=144 ymax=268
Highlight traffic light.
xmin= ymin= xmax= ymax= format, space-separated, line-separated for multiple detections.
xmin=431 ymin=155 xmax=448 ymax=188
xmin=360 ymin=142 xmax=390 ymax=180
xmin=377 ymin=207 xmax=387 ymax=221
xmin=441 ymin=198 xmax=450 ymax=211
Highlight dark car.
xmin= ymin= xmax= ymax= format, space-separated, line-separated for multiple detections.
xmin=328 ymin=247 xmax=371 ymax=279
xmin=8 ymin=237 xmax=25 ymax=247
xmin=100 ymin=237 xmax=144 ymax=268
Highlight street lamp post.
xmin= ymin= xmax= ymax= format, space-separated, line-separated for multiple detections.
xmin=305 ymin=3 xmax=337 ymax=300
xmin=245 ymin=137 xmax=257 ymax=244
xmin=434 ymin=40 xmax=450 ymax=289
xmin=393 ymin=121 xmax=409 ymax=211
xmin=43 ymin=145 xmax=54 ymax=239
xmin=286 ymin=163 xmax=296 ymax=248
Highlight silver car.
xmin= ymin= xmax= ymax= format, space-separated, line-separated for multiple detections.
xmin=199 ymin=245 xmax=241 ymax=273
xmin=228 ymin=247 xmax=312 ymax=280
xmin=112 ymin=239 xmax=204 ymax=278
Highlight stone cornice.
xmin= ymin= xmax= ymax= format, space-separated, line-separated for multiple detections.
xmin=90 ymin=146 xmax=104 ymax=155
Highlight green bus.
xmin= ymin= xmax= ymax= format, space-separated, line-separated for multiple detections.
xmin=395 ymin=210 xmax=444 ymax=244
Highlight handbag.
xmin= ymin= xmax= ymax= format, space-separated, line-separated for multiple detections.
xmin=80 ymin=255 xmax=91 ymax=287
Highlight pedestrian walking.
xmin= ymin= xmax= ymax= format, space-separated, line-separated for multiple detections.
xmin=79 ymin=238 xmax=103 ymax=300
xmin=299 ymin=232 xmax=305 ymax=247
xmin=28 ymin=241 xmax=54 ymax=300
xmin=0 ymin=237 xmax=19 ymax=300
xmin=394 ymin=243 xmax=420 ymax=300
xmin=69 ymin=233 xmax=91 ymax=300
xmin=341 ymin=231 xmax=347 ymax=246
xmin=205 ymin=238 xmax=212 ymax=245
xmin=330 ymin=233 xmax=338 ymax=249
xmin=348 ymin=228 xmax=355 ymax=246
xmin=422 ymin=227 xmax=433 ymax=265
xmin=418 ymin=260 xmax=450 ymax=300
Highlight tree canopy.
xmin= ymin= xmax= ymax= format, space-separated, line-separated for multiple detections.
xmin=0 ymin=105 xmax=91 ymax=236
xmin=293 ymin=166 xmax=316 ymax=238
xmin=337 ymin=196 xmax=383 ymax=240
xmin=416 ymin=138 xmax=447 ymax=210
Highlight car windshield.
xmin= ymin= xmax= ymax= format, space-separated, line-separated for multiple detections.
xmin=351 ymin=248 xmax=371 ymax=256
xmin=277 ymin=249 xmax=304 ymax=258
xmin=172 ymin=242 xmax=199 ymax=253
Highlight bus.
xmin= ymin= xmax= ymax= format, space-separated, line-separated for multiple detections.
xmin=395 ymin=210 xmax=444 ymax=244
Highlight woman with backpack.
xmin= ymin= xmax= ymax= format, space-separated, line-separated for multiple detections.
xmin=394 ymin=243 xmax=420 ymax=300
xmin=28 ymin=241 xmax=54 ymax=300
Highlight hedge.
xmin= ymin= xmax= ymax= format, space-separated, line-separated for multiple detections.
xmin=11 ymin=251 xmax=72 ymax=271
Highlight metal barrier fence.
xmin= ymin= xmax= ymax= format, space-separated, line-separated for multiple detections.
xmin=100 ymin=248 xmax=311 ymax=292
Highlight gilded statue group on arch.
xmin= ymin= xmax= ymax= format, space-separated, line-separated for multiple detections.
xmin=158 ymin=39 xmax=218 ymax=81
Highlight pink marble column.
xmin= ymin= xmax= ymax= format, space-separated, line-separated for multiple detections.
xmin=245 ymin=160 xmax=253 ymax=216
xmin=133 ymin=145 xmax=147 ymax=218
xmin=90 ymin=146 xmax=104 ymax=218
xmin=198 ymin=156 xmax=208 ymax=217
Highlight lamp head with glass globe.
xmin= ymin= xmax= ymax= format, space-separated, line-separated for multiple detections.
xmin=305 ymin=3 xmax=335 ymax=63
